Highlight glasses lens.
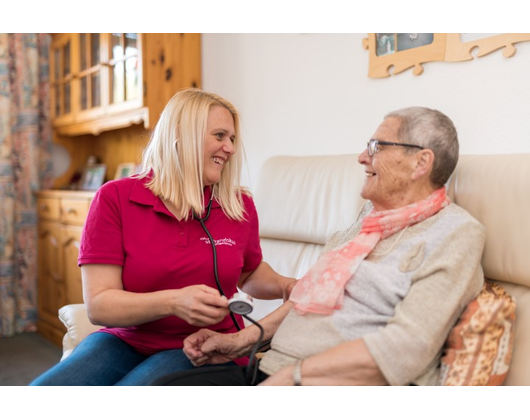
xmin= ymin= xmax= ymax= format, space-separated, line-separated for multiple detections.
xmin=368 ymin=140 xmax=376 ymax=156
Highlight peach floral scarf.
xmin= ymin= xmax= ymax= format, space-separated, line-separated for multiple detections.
xmin=289 ymin=187 xmax=450 ymax=315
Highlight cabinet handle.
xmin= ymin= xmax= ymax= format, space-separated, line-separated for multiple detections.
xmin=52 ymin=273 xmax=62 ymax=283
xmin=66 ymin=208 xmax=77 ymax=215
xmin=40 ymin=204 xmax=49 ymax=212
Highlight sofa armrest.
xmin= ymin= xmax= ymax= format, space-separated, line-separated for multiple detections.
xmin=58 ymin=304 xmax=103 ymax=361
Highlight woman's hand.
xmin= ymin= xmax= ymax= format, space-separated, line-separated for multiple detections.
xmin=171 ymin=285 xmax=230 ymax=327
xmin=82 ymin=264 xmax=229 ymax=328
xmin=183 ymin=329 xmax=251 ymax=366
xmin=282 ymin=278 xmax=297 ymax=302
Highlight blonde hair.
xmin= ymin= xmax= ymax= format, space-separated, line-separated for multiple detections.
xmin=137 ymin=88 xmax=247 ymax=221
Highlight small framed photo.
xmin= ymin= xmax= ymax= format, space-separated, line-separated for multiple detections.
xmin=114 ymin=163 xmax=138 ymax=180
xmin=79 ymin=164 xmax=107 ymax=191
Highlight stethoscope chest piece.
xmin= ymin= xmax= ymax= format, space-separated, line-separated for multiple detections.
xmin=228 ymin=292 xmax=254 ymax=315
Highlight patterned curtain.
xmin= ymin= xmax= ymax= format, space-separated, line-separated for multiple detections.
xmin=0 ymin=34 xmax=53 ymax=337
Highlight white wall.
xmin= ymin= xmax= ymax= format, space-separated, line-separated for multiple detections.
xmin=202 ymin=34 xmax=530 ymax=190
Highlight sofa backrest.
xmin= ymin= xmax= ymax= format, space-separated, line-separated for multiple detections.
xmin=254 ymin=153 xmax=530 ymax=385
xmin=447 ymin=154 xmax=530 ymax=287
xmin=447 ymin=154 xmax=530 ymax=386
xmin=253 ymin=154 xmax=365 ymax=320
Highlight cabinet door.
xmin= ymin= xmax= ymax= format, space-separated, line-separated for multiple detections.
xmin=50 ymin=34 xmax=74 ymax=125
xmin=61 ymin=225 xmax=84 ymax=304
xmin=76 ymin=33 xmax=105 ymax=122
xmin=106 ymin=33 xmax=143 ymax=114
xmin=52 ymin=33 xmax=148 ymax=136
xmin=37 ymin=221 xmax=66 ymax=328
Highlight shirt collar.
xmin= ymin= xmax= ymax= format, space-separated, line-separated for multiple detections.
xmin=129 ymin=176 xmax=221 ymax=216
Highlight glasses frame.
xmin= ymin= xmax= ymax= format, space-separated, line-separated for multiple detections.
xmin=367 ymin=139 xmax=424 ymax=157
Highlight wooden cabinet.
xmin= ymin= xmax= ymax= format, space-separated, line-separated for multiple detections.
xmin=50 ymin=33 xmax=201 ymax=136
xmin=36 ymin=190 xmax=95 ymax=346
xmin=38 ymin=34 xmax=201 ymax=344
xmin=37 ymin=219 xmax=63 ymax=343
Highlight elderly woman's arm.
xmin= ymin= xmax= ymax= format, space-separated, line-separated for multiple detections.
xmin=259 ymin=338 xmax=388 ymax=386
xmin=183 ymin=301 xmax=294 ymax=366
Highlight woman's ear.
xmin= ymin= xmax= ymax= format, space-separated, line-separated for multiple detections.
xmin=412 ymin=149 xmax=435 ymax=181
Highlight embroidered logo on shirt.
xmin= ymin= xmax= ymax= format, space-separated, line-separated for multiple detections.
xmin=200 ymin=237 xmax=236 ymax=247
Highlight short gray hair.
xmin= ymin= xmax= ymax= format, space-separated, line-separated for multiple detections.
xmin=385 ymin=107 xmax=459 ymax=187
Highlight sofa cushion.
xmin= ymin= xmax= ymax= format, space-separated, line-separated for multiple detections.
xmin=58 ymin=304 xmax=103 ymax=360
xmin=438 ymin=281 xmax=516 ymax=385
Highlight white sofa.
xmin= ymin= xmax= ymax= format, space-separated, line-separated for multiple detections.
xmin=58 ymin=153 xmax=530 ymax=385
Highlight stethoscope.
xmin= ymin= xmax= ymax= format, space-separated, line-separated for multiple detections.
xmin=192 ymin=194 xmax=241 ymax=331
xmin=193 ymin=191 xmax=264 ymax=384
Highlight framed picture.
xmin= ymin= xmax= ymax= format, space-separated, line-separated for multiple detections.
xmin=363 ymin=33 xmax=530 ymax=78
xmin=114 ymin=163 xmax=137 ymax=180
xmin=79 ymin=164 xmax=107 ymax=191
xmin=363 ymin=33 xmax=446 ymax=78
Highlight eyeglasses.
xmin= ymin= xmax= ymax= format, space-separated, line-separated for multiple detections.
xmin=366 ymin=139 xmax=424 ymax=157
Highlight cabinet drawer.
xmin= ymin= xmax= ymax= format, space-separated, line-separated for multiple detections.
xmin=60 ymin=199 xmax=90 ymax=225
xmin=38 ymin=198 xmax=60 ymax=221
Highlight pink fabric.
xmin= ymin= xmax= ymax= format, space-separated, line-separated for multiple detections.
xmin=290 ymin=187 xmax=450 ymax=315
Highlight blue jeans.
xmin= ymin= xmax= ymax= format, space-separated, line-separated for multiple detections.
xmin=29 ymin=332 xmax=235 ymax=386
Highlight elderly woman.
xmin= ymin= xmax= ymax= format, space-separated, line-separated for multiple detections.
xmin=155 ymin=106 xmax=486 ymax=386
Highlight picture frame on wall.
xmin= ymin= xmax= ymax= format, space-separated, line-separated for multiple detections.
xmin=364 ymin=33 xmax=530 ymax=78
xmin=114 ymin=163 xmax=138 ymax=180
xmin=79 ymin=164 xmax=107 ymax=191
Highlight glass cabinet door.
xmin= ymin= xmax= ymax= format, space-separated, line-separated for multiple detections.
xmin=50 ymin=33 xmax=151 ymax=135
xmin=50 ymin=35 xmax=73 ymax=122
xmin=78 ymin=33 xmax=103 ymax=113
xmin=109 ymin=33 xmax=141 ymax=107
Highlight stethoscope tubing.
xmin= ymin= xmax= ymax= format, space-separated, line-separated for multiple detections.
xmin=194 ymin=197 xmax=242 ymax=331
xmin=193 ymin=192 xmax=264 ymax=384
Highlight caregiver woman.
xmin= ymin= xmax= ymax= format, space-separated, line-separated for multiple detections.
xmin=31 ymin=88 xmax=296 ymax=386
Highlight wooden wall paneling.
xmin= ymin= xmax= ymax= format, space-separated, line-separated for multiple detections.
xmin=144 ymin=33 xmax=202 ymax=129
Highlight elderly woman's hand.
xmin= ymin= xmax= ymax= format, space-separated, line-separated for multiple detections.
xmin=183 ymin=329 xmax=250 ymax=366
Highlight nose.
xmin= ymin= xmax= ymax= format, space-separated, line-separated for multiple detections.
xmin=358 ymin=147 xmax=370 ymax=165
xmin=221 ymin=139 xmax=235 ymax=155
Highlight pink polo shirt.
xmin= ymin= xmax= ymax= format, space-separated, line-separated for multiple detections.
xmin=78 ymin=176 xmax=262 ymax=357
